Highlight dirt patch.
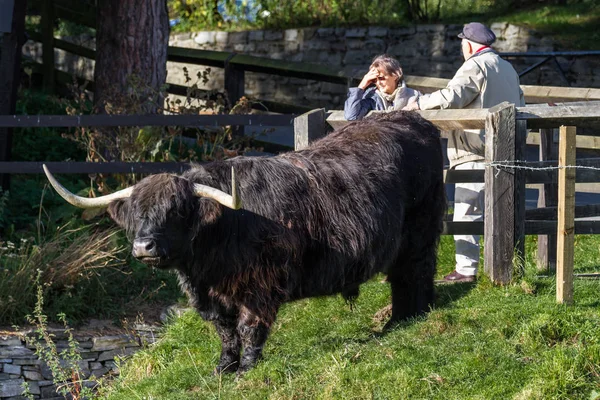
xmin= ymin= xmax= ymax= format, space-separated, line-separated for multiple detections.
xmin=0 ymin=300 xmax=180 ymax=338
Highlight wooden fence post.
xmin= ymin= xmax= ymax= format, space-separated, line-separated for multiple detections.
xmin=537 ymin=128 xmax=558 ymax=272
xmin=0 ymin=0 xmax=26 ymax=191
xmin=224 ymin=55 xmax=243 ymax=98
xmin=514 ymin=119 xmax=527 ymax=268
xmin=41 ymin=0 xmax=55 ymax=93
xmin=224 ymin=55 xmax=245 ymax=137
xmin=294 ymin=108 xmax=327 ymax=151
xmin=556 ymin=125 xmax=576 ymax=304
xmin=484 ymin=102 xmax=517 ymax=284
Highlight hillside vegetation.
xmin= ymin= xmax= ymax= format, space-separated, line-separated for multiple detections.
xmin=167 ymin=0 xmax=600 ymax=49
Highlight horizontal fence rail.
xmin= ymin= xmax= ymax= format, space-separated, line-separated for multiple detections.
xmin=443 ymin=221 xmax=600 ymax=236
xmin=4 ymin=162 xmax=192 ymax=175
xmin=327 ymin=104 xmax=600 ymax=131
xmin=0 ymin=114 xmax=296 ymax=128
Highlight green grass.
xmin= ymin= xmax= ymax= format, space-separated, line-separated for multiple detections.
xmin=496 ymin=3 xmax=600 ymax=50
xmin=100 ymin=235 xmax=600 ymax=399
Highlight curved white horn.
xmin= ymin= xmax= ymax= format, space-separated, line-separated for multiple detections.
xmin=43 ymin=164 xmax=134 ymax=208
xmin=193 ymin=166 xmax=242 ymax=210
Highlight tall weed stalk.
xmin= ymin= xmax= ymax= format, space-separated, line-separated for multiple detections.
xmin=22 ymin=272 xmax=99 ymax=400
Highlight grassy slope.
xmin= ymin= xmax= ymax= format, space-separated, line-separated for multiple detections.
xmin=101 ymin=235 xmax=600 ymax=400
xmin=498 ymin=3 xmax=600 ymax=51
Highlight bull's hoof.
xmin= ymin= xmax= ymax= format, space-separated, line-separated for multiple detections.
xmin=213 ymin=361 xmax=239 ymax=375
xmin=235 ymin=363 xmax=254 ymax=378
xmin=382 ymin=317 xmax=402 ymax=332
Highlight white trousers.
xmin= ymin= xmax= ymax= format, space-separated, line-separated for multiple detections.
xmin=453 ymin=161 xmax=485 ymax=276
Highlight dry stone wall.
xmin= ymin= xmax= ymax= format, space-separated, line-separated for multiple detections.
xmin=22 ymin=23 xmax=600 ymax=110
xmin=170 ymin=23 xmax=600 ymax=109
xmin=0 ymin=325 xmax=161 ymax=399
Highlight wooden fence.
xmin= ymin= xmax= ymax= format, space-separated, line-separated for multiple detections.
xmin=323 ymin=102 xmax=600 ymax=303
xmin=2 ymin=102 xmax=600 ymax=303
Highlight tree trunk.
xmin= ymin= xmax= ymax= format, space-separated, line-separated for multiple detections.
xmin=94 ymin=0 xmax=169 ymax=114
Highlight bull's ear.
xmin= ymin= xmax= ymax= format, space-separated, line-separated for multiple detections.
xmin=107 ymin=199 xmax=130 ymax=227
xmin=199 ymin=198 xmax=222 ymax=225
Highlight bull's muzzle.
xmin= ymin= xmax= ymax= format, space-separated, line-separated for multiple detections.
xmin=132 ymin=238 xmax=158 ymax=259
xmin=132 ymin=238 xmax=164 ymax=267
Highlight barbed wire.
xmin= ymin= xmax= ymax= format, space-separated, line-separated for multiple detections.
xmin=486 ymin=161 xmax=600 ymax=172
xmin=453 ymin=161 xmax=600 ymax=178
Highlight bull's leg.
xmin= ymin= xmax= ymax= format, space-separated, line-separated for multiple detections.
xmin=179 ymin=276 xmax=241 ymax=373
xmin=237 ymin=321 xmax=271 ymax=374
xmin=385 ymin=205 xmax=441 ymax=329
xmin=212 ymin=316 xmax=241 ymax=374
xmin=386 ymin=265 xmax=435 ymax=329
xmin=236 ymin=304 xmax=279 ymax=374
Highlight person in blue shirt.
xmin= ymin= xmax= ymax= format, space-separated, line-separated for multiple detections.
xmin=344 ymin=54 xmax=421 ymax=121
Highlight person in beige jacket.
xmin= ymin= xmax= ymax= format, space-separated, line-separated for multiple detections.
xmin=404 ymin=22 xmax=525 ymax=283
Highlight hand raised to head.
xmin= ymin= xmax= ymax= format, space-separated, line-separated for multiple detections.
xmin=358 ymin=68 xmax=380 ymax=90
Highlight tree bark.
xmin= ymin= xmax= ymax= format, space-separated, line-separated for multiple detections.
xmin=94 ymin=0 xmax=169 ymax=114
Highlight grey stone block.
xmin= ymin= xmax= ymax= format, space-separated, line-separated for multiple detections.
xmin=345 ymin=28 xmax=367 ymax=38
xmin=417 ymin=24 xmax=446 ymax=33
xmin=305 ymin=40 xmax=331 ymax=51
xmin=91 ymin=335 xmax=138 ymax=352
xmin=316 ymin=28 xmax=335 ymax=38
xmin=284 ymin=29 xmax=299 ymax=42
xmin=193 ymin=31 xmax=215 ymax=45
xmin=22 ymin=369 xmax=43 ymax=381
xmin=264 ymin=30 xmax=283 ymax=41
xmin=0 ymin=379 xmax=25 ymax=397
xmin=0 ymin=338 xmax=22 ymax=347
xmin=97 ymin=347 xmax=138 ymax=362
xmin=89 ymin=367 xmax=111 ymax=378
xmin=2 ymin=364 xmax=21 ymax=375
xmin=228 ymin=31 xmax=248 ymax=44
xmin=40 ymin=384 xmax=58 ymax=398
xmin=364 ymin=39 xmax=386 ymax=53
xmin=343 ymin=50 xmax=375 ymax=65
xmin=215 ymin=31 xmax=229 ymax=44
xmin=0 ymin=347 xmax=33 ymax=359
xmin=389 ymin=27 xmax=417 ymax=37
xmin=12 ymin=359 xmax=40 ymax=366
xmin=368 ymin=27 xmax=388 ymax=37
xmin=346 ymin=39 xmax=365 ymax=50
xmin=25 ymin=381 xmax=40 ymax=395
xmin=90 ymin=362 xmax=102 ymax=370
xmin=248 ymin=30 xmax=264 ymax=41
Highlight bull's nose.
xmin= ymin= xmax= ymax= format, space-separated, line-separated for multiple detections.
xmin=132 ymin=238 xmax=158 ymax=258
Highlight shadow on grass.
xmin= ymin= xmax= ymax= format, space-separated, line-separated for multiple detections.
xmin=434 ymin=281 xmax=476 ymax=309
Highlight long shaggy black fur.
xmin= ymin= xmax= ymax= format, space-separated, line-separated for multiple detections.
xmin=107 ymin=110 xmax=446 ymax=374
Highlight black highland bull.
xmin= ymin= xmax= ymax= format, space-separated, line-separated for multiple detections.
xmin=44 ymin=111 xmax=446 ymax=374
